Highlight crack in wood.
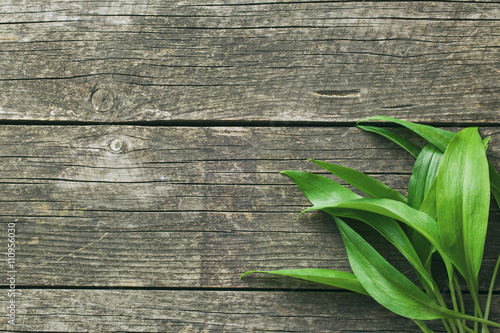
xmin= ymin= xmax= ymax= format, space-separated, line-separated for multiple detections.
xmin=55 ymin=232 xmax=109 ymax=262
xmin=313 ymin=89 xmax=361 ymax=98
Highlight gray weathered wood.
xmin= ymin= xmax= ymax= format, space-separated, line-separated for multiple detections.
xmin=1 ymin=289 xmax=499 ymax=332
xmin=0 ymin=1 xmax=498 ymax=123
xmin=2 ymin=2 xmax=500 ymax=330
xmin=1 ymin=125 xmax=499 ymax=290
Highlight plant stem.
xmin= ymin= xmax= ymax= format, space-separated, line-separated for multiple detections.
xmin=442 ymin=320 xmax=454 ymax=333
xmin=449 ymin=274 xmax=465 ymax=333
xmin=467 ymin=279 xmax=485 ymax=333
xmin=463 ymin=326 xmax=475 ymax=333
xmin=452 ymin=274 xmax=468 ymax=332
xmin=440 ymin=308 xmax=500 ymax=329
xmin=482 ymin=253 xmax=500 ymax=333
xmin=453 ymin=275 xmax=466 ymax=315
xmin=429 ymin=284 xmax=455 ymax=333
xmin=414 ymin=320 xmax=435 ymax=333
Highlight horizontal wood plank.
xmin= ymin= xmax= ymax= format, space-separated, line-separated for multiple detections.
xmin=1 ymin=125 xmax=500 ymax=290
xmin=2 ymin=289 xmax=499 ymax=332
xmin=0 ymin=1 xmax=499 ymax=123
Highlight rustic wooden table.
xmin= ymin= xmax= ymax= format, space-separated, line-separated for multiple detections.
xmin=1 ymin=1 xmax=499 ymax=332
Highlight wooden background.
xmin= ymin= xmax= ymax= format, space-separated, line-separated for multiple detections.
xmin=1 ymin=1 xmax=499 ymax=332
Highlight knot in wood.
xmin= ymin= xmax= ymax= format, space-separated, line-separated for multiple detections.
xmin=91 ymin=89 xmax=115 ymax=112
xmin=109 ymin=138 xmax=125 ymax=153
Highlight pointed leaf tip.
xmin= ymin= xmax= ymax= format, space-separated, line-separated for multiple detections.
xmin=358 ymin=116 xmax=454 ymax=152
xmin=240 ymin=268 xmax=369 ymax=295
xmin=310 ymin=159 xmax=407 ymax=204
xmin=357 ymin=124 xmax=421 ymax=158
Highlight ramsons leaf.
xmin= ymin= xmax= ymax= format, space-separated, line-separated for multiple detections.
xmin=240 ymin=269 xmax=368 ymax=295
xmin=309 ymin=159 xmax=407 ymax=204
xmin=420 ymin=180 xmax=437 ymax=220
xmin=335 ymin=217 xmax=445 ymax=320
xmin=436 ymin=127 xmax=490 ymax=283
xmin=280 ymin=170 xmax=358 ymax=204
xmin=282 ymin=170 xmax=438 ymax=292
xmin=414 ymin=177 xmax=439 ymax=266
xmin=358 ymin=115 xmax=454 ymax=152
xmin=359 ymin=117 xmax=500 ymax=213
xmin=356 ymin=125 xmax=421 ymax=158
xmin=408 ymin=144 xmax=443 ymax=210
xmin=407 ymin=144 xmax=443 ymax=295
xmin=301 ymin=197 xmax=445 ymax=259
xmin=484 ymin=136 xmax=492 ymax=150
xmin=488 ymin=162 xmax=500 ymax=209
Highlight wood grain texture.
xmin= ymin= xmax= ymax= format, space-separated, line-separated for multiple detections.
xmin=1 ymin=289 xmax=499 ymax=332
xmin=1 ymin=2 xmax=500 ymax=330
xmin=1 ymin=125 xmax=499 ymax=290
xmin=0 ymin=1 xmax=499 ymax=123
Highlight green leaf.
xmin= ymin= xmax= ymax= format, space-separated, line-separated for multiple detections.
xmin=302 ymin=196 xmax=478 ymax=298
xmin=414 ymin=178 xmax=438 ymax=277
xmin=483 ymin=136 xmax=491 ymax=150
xmin=488 ymin=162 xmax=500 ymax=209
xmin=335 ymin=217 xmax=445 ymax=320
xmin=358 ymin=116 xmax=454 ymax=152
xmin=299 ymin=196 xmax=453 ymax=295
xmin=301 ymin=197 xmax=445 ymax=260
xmin=359 ymin=116 xmax=500 ymax=211
xmin=406 ymin=144 xmax=443 ymax=284
xmin=282 ymin=170 xmax=438 ymax=293
xmin=336 ymin=217 xmax=500 ymax=328
xmin=309 ymin=159 xmax=407 ymax=204
xmin=326 ymin=208 xmax=439 ymax=294
xmin=436 ymin=127 xmax=490 ymax=282
xmin=357 ymin=125 xmax=422 ymax=158
xmin=359 ymin=117 xmax=500 ymax=216
xmin=240 ymin=269 xmax=369 ymax=296
xmin=408 ymin=144 xmax=443 ymax=210
xmin=281 ymin=170 xmax=358 ymax=204
xmin=420 ymin=180 xmax=438 ymax=220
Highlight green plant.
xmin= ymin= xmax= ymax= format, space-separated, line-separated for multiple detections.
xmin=241 ymin=116 xmax=500 ymax=332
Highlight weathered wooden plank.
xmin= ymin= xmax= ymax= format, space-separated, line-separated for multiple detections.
xmin=2 ymin=289 xmax=499 ymax=332
xmin=1 ymin=125 xmax=500 ymax=290
xmin=0 ymin=1 xmax=498 ymax=122
xmin=6 ymin=212 xmax=500 ymax=289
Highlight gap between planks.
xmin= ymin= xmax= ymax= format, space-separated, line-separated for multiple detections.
xmin=1 ymin=119 xmax=500 ymax=128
